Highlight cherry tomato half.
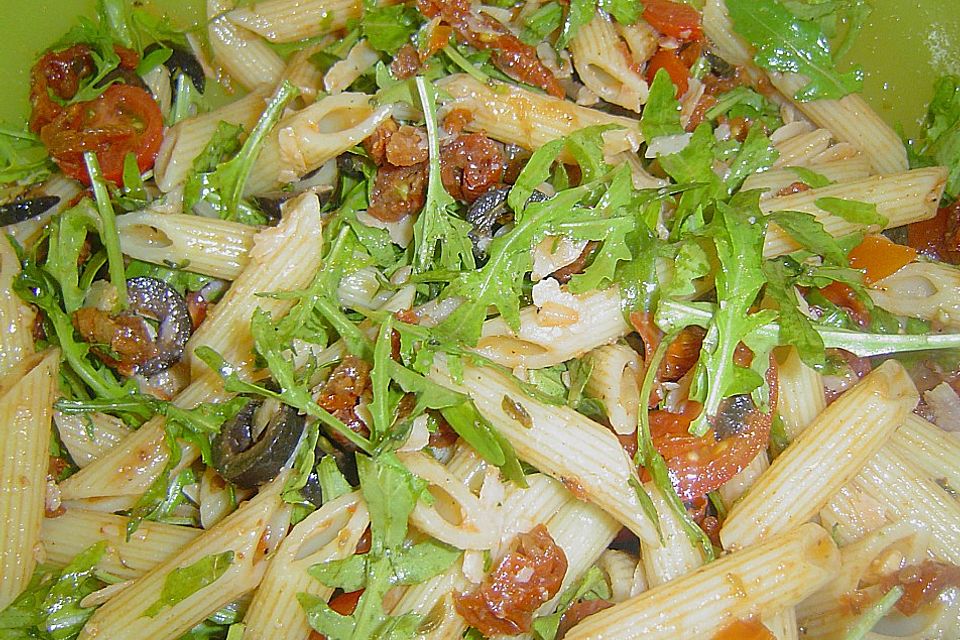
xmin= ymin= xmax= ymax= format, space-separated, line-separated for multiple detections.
xmin=646 ymin=48 xmax=691 ymax=98
xmin=39 ymin=83 xmax=164 ymax=186
xmin=642 ymin=0 xmax=704 ymax=41
xmin=649 ymin=361 xmax=777 ymax=501
xmin=848 ymin=234 xmax=917 ymax=284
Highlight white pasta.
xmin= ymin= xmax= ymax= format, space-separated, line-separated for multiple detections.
xmin=564 ymin=523 xmax=839 ymax=640
xmin=117 ymin=209 xmax=257 ymax=280
xmin=226 ymin=0 xmax=361 ymax=43
xmin=721 ymin=360 xmax=918 ymax=549
xmin=869 ymin=261 xmax=960 ymax=329
xmin=437 ymin=74 xmax=643 ymax=161
xmin=208 ymin=0 xmax=285 ymax=91
xmin=640 ymin=483 xmax=703 ymax=587
xmin=775 ymin=347 xmax=826 ymax=441
xmin=584 ymin=343 xmax=644 ymax=436
xmin=0 ymin=237 xmax=36 ymax=377
xmin=0 ymin=349 xmax=59 ymax=611
xmin=41 ymin=508 xmax=201 ymax=580
xmin=54 ymin=411 xmax=131 ymax=468
xmin=571 ymin=15 xmax=648 ymax=113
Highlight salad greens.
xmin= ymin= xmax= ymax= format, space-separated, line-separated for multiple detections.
xmin=5 ymin=0 xmax=960 ymax=638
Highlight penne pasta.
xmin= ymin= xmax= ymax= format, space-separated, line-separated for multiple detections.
xmin=117 ymin=209 xmax=257 ymax=281
xmin=208 ymin=0 xmax=285 ymax=91
xmin=774 ymin=347 xmax=826 ymax=441
xmin=564 ymin=523 xmax=839 ymax=640
xmin=762 ymin=168 xmax=948 ymax=257
xmin=41 ymin=508 xmax=201 ymax=580
xmin=583 ymin=343 xmax=644 ymax=436
xmin=869 ymin=261 xmax=960 ymax=329
xmin=640 ymin=483 xmax=703 ymax=587
xmin=225 ymin=0 xmax=361 ymax=43
xmin=721 ymin=360 xmax=918 ymax=549
xmin=437 ymin=74 xmax=643 ymax=161
xmin=0 ymin=237 xmax=36 ymax=377
xmin=570 ymin=15 xmax=648 ymax=113
xmin=0 ymin=349 xmax=59 ymax=611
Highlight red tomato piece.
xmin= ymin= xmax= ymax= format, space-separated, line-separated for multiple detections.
xmin=646 ymin=48 xmax=690 ymax=98
xmin=648 ymin=362 xmax=777 ymax=501
xmin=848 ymin=234 xmax=917 ymax=284
xmin=39 ymin=83 xmax=164 ymax=186
xmin=907 ymin=201 xmax=960 ymax=264
xmin=642 ymin=0 xmax=704 ymax=41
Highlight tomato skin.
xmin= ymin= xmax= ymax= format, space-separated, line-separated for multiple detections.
xmin=907 ymin=202 xmax=960 ymax=264
xmin=648 ymin=361 xmax=777 ymax=501
xmin=39 ymin=83 xmax=164 ymax=185
xmin=646 ymin=48 xmax=690 ymax=97
xmin=848 ymin=234 xmax=916 ymax=284
xmin=642 ymin=0 xmax=704 ymax=41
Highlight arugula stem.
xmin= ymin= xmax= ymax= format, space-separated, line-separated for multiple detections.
xmin=657 ymin=299 xmax=960 ymax=357
xmin=84 ymin=151 xmax=127 ymax=309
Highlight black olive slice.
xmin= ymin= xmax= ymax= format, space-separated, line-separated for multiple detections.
xmin=145 ymin=42 xmax=206 ymax=93
xmin=212 ymin=398 xmax=307 ymax=489
xmin=466 ymin=186 xmax=548 ymax=259
xmin=0 ymin=196 xmax=60 ymax=227
xmin=126 ymin=276 xmax=192 ymax=376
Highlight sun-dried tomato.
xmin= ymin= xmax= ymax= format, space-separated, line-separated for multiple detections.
xmin=367 ymin=162 xmax=428 ymax=222
xmin=363 ymin=118 xmax=400 ymax=167
xmin=440 ymin=133 xmax=506 ymax=203
xmin=908 ymin=201 xmax=960 ymax=264
xmin=316 ymin=356 xmax=372 ymax=449
xmin=712 ymin=618 xmax=775 ymax=640
xmin=455 ymin=524 xmax=568 ymax=636
xmin=386 ymin=125 xmax=428 ymax=167
xmin=72 ymin=307 xmax=160 ymax=377
xmin=390 ymin=43 xmax=421 ymax=80
xmin=878 ymin=560 xmax=960 ymax=615
xmin=416 ymin=0 xmax=563 ymax=97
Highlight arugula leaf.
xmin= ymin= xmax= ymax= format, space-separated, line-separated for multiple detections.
xmin=641 ymin=69 xmax=684 ymax=140
xmin=186 ymin=82 xmax=299 ymax=222
xmin=521 ymin=3 xmax=564 ymax=44
xmin=685 ymin=198 xmax=772 ymax=437
xmin=763 ymin=257 xmax=826 ymax=367
xmin=0 ymin=542 xmax=108 ymax=640
xmin=726 ymin=0 xmax=863 ymax=101
xmin=786 ymin=165 xmax=833 ymax=189
xmin=814 ymin=196 xmax=887 ymax=226
xmin=44 ymin=199 xmax=101 ymax=314
xmin=144 ymin=551 xmax=234 ymax=617
xmin=768 ymin=210 xmax=848 ymax=265
xmin=359 ymin=0 xmax=421 ymax=55
xmin=412 ymin=77 xmax=476 ymax=274
xmin=724 ymin=126 xmax=779 ymax=192
xmin=0 ymin=125 xmax=53 ymax=186
xmin=302 ymin=453 xmax=460 ymax=639
xmin=557 ymin=0 xmax=595 ymax=50
xmin=658 ymin=297 xmax=960 ymax=357
xmin=316 ymin=454 xmax=353 ymax=503
xmin=532 ymin=566 xmax=610 ymax=640
xmin=598 ymin=0 xmax=642 ymax=25
xmin=909 ymin=75 xmax=960 ymax=202
xmin=704 ymin=86 xmax=783 ymax=131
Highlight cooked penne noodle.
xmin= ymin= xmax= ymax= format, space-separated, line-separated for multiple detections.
xmin=208 ymin=0 xmax=284 ymax=91
xmin=324 ymin=40 xmax=380 ymax=94
xmin=772 ymin=128 xmax=836 ymax=168
xmin=742 ymin=157 xmax=873 ymax=197
xmin=437 ymin=74 xmax=643 ymax=161
xmin=718 ymin=451 xmax=769 ymax=507
xmin=640 ymin=483 xmax=703 ymax=587
xmin=570 ymin=15 xmax=648 ymax=113
xmin=476 ymin=286 xmax=631 ymax=371
xmin=583 ymin=343 xmax=644 ymax=436
xmin=851 ymin=445 xmax=960 ymax=565
xmin=771 ymin=73 xmax=909 ymax=175
xmin=281 ymin=41 xmax=329 ymax=103
xmin=41 ymin=508 xmax=201 ymax=580
xmin=598 ymin=550 xmax=642 ymax=603
xmin=721 ymin=360 xmax=918 ymax=549
xmin=54 ymin=411 xmax=131 ymax=468
xmin=869 ymin=261 xmax=960 ymax=329
xmin=246 ymin=93 xmax=394 ymax=194
xmin=892 ymin=413 xmax=960 ymax=492
xmin=155 ymin=90 xmax=270 ymax=192
xmin=0 ymin=349 xmax=59 ymax=611
xmin=60 ymin=193 xmax=326 ymax=502
xmin=225 ymin=0 xmax=361 ymax=43
xmin=430 ymin=359 xmax=659 ymax=544
xmin=564 ymin=523 xmax=839 ymax=640
xmin=774 ymin=347 xmax=826 ymax=441
xmin=614 ymin=20 xmax=659 ymax=67
xmin=117 ymin=210 xmax=257 ymax=280
xmin=762 ymin=168 xmax=948 ymax=257
xmin=243 ymin=492 xmax=369 ymax=640
xmin=0 ymin=237 xmax=36 ymax=377
xmin=78 ymin=479 xmax=290 ymax=640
